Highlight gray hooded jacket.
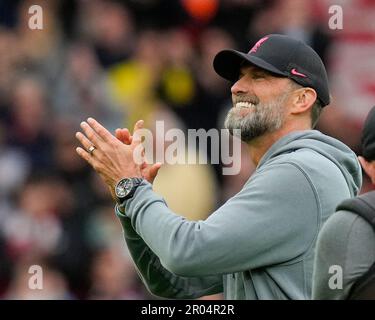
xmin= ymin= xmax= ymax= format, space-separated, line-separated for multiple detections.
xmin=116 ymin=130 xmax=362 ymax=299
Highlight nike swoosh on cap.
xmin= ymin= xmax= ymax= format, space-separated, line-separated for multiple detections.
xmin=291 ymin=68 xmax=307 ymax=78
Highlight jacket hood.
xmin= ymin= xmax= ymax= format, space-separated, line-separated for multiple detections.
xmin=258 ymin=130 xmax=362 ymax=197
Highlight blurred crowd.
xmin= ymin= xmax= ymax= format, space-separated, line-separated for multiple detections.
xmin=0 ymin=0 xmax=374 ymax=299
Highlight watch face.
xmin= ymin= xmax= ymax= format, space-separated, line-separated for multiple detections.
xmin=115 ymin=178 xmax=134 ymax=198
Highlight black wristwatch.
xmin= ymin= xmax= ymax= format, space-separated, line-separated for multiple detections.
xmin=114 ymin=177 xmax=144 ymax=204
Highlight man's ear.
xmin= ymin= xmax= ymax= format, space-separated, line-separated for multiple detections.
xmin=358 ymin=156 xmax=375 ymax=184
xmin=290 ymin=87 xmax=317 ymax=115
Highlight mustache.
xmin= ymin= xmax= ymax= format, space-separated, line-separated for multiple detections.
xmin=232 ymin=95 xmax=260 ymax=105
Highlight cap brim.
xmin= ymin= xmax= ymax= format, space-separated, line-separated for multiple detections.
xmin=213 ymin=50 xmax=287 ymax=81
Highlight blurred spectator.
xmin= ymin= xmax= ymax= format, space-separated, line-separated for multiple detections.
xmin=247 ymin=0 xmax=332 ymax=66
xmin=16 ymin=0 xmax=64 ymax=76
xmin=51 ymin=42 xmax=124 ymax=131
xmin=2 ymin=174 xmax=64 ymax=262
xmin=0 ymin=123 xmax=30 ymax=204
xmin=158 ymin=29 xmax=195 ymax=110
xmin=158 ymin=27 xmax=234 ymax=132
xmin=108 ymin=29 xmax=164 ymax=128
xmin=126 ymin=0 xmax=188 ymax=30
xmin=85 ymin=205 xmax=124 ymax=251
xmin=214 ymin=0 xmax=261 ymax=47
xmin=0 ymin=28 xmax=22 ymax=120
xmin=88 ymin=246 xmax=147 ymax=300
xmin=76 ymin=0 xmax=135 ymax=68
xmin=5 ymin=261 xmax=73 ymax=299
xmin=5 ymin=76 xmax=53 ymax=170
xmin=193 ymin=27 xmax=234 ymax=129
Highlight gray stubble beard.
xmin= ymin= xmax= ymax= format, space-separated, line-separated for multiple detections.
xmin=224 ymin=92 xmax=289 ymax=143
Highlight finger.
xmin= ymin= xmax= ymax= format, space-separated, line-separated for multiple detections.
xmin=123 ymin=128 xmax=133 ymax=144
xmin=80 ymin=121 xmax=105 ymax=150
xmin=115 ymin=129 xmax=126 ymax=143
xmin=133 ymin=120 xmax=144 ymax=135
xmin=150 ymin=162 xmax=162 ymax=176
xmin=76 ymin=147 xmax=95 ymax=167
xmin=87 ymin=117 xmax=117 ymax=144
xmin=75 ymin=131 xmax=103 ymax=157
xmin=132 ymin=120 xmax=144 ymax=147
xmin=146 ymin=162 xmax=162 ymax=183
xmin=132 ymin=143 xmax=145 ymax=165
xmin=141 ymin=161 xmax=148 ymax=170
xmin=116 ymin=128 xmax=132 ymax=145
xmin=115 ymin=128 xmax=122 ymax=140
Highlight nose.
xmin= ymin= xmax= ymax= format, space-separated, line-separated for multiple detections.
xmin=231 ymin=77 xmax=248 ymax=95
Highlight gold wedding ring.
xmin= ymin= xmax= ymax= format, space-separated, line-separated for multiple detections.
xmin=88 ymin=145 xmax=96 ymax=155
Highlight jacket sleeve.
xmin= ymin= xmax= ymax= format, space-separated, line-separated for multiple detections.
xmin=312 ymin=210 xmax=375 ymax=299
xmin=116 ymin=208 xmax=223 ymax=299
xmin=118 ymin=162 xmax=318 ymax=278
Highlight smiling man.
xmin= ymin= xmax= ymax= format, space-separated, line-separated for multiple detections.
xmin=75 ymin=34 xmax=362 ymax=299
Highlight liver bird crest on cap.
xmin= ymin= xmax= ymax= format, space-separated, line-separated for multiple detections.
xmin=249 ymin=36 xmax=269 ymax=54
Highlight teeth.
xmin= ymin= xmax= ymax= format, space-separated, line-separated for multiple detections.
xmin=235 ymin=102 xmax=255 ymax=109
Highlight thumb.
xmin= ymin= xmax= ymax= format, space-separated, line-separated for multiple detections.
xmin=147 ymin=162 xmax=162 ymax=184
xmin=115 ymin=129 xmax=123 ymax=140
xmin=116 ymin=128 xmax=132 ymax=145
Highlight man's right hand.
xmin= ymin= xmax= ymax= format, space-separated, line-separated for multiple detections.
xmin=115 ymin=120 xmax=162 ymax=184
